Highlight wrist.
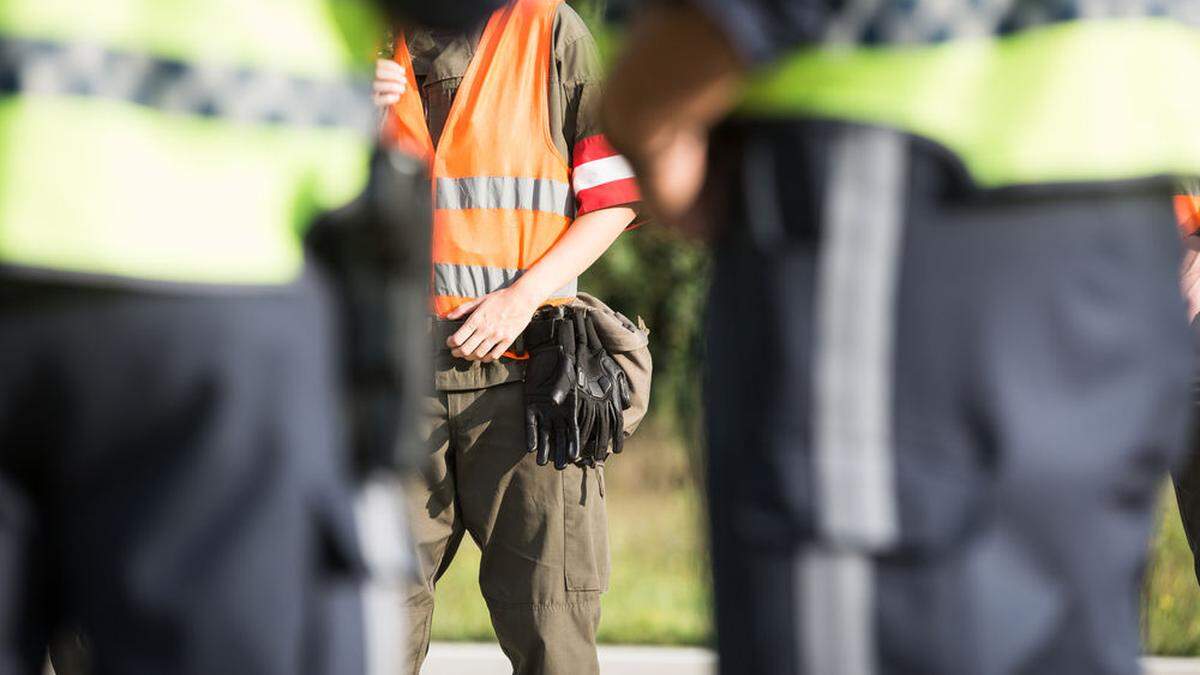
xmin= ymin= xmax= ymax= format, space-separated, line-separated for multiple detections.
xmin=505 ymin=280 xmax=544 ymax=313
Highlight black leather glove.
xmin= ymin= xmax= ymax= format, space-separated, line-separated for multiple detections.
xmin=573 ymin=311 xmax=632 ymax=466
xmin=524 ymin=309 xmax=582 ymax=470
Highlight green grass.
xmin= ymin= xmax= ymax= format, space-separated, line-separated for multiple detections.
xmin=429 ymin=424 xmax=714 ymax=646
xmin=427 ymin=542 xmax=496 ymax=642
xmin=1145 ymin=484 xmax=1200 ymax=655
xmin=429 ymin=426 xmax=1200 ymax=654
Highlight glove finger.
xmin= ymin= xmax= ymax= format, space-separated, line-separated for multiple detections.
xmin=588 ymin=400 xmax=601 ymax=437
xmin=554 ymin=420 xmax=569 ymax=471
xmin=592 ymin=410 xmax=609 ymax=461
xmin=618 ymin=372 xmax=632 ymax=410
xmin=574 ymin=312 xmax=588 ymax=354
xmin=579 ymin=402 xmax=595 ymax=449
xmin=590 ymin=401 xmax=603 ymax=442
xmin=567 ymin=418 xmax=581 ymax=465
xmin=574 ymin=401 xmax=587 ymax=442
xmin=526 ymin=408 xmax=540 ymax=454
xmin=585 ymin=314 xmax=603 ymax=350
xmin=603 ymin=414 xmax=616 ymax=461
xmin=556 ymin=311 xmax=576 ymax=351
xmin=537 ymin=423 xmax=552 ymax=466
xmin=611 ymin=403 xmax=625 ymax=454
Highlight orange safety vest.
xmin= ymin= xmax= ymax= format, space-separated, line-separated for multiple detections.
xmin=1176 ymin=194 xmax=1200 ymax=238
xmin=383 ymin=0 xmax=575 ymax=318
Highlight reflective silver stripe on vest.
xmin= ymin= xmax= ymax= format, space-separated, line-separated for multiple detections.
xmin=436 ymin=177 xmax=575 ymax=217
xmin=0 ymin=36 xmax=375 ymax=133
xmin=433 ymin=262 xmax=577 ymax=300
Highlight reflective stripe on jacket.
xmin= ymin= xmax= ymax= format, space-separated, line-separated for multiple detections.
xmin=0 ymin=0 xmax=378 ymax=286
xmin=384 ymin=0 xmax=575 ymax=318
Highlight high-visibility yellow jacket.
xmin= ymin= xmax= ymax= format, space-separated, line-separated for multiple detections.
xmin=0 ymin=0 xmax=380 ymax=286
xmin=740 ymin=17 xmax=1200 ymax=189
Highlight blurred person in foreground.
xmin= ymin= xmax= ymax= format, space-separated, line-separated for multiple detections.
xmin=607 ymin=2 xmax=1200 ymax=674
xmin=1174 ymin=190 xmax=1200 ymax=586
xmin=0 ymin=1 xmax=502 ymax=674
xmin=373 ymin=1 xmax=652 ymax=673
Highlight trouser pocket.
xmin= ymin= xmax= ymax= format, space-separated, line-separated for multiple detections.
xmin=563 ymin=464 xmax=609 ymax=592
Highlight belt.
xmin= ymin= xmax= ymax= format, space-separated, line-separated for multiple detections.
xmin=431 ymin=306 xmax=571 ymax=361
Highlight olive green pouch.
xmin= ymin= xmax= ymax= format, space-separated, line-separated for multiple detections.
xmin=571 ymin=293 xmax=653 ymax=439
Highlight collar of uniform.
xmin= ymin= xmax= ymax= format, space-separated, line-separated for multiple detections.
xmin=406 ymin=23 xmax=485 ymax=86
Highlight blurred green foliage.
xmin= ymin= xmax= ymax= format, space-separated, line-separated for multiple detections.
xmin=1145 ymin=485 xmax=1200 ymax=654
xmin=570 ymin=0 xmax=626 ymax=59
xmin=569 ymin=0 xmax=609 ymax=26
xmin=581 ymin=227 xmax=710 ymax=423
xmin=432 ymin=426 xmax=714 ymax=646
xmin=566 ymin=0 xmax=713 ymax=430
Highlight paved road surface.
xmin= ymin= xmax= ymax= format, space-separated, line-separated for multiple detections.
xmin=423 ymin=643 xmax=715 ymax=675
xmin=421 ymin=643 xmax=1200 ymax=675
xmin=1148 ymin=658 xmax=1200 ymax=675
xmin=41 ymin=643 xmax=1200 ymax=674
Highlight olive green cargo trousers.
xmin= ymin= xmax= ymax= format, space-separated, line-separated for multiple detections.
xmin=401 ymin=359 xmax=609 ymax=675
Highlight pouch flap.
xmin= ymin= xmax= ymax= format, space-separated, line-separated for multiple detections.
xmin=572 ymin=293 xmax=649 ymax=353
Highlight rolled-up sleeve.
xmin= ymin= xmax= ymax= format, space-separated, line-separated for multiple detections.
xmin=682 ymin=0 xmax=825 ymax=64
xmin=556 ymin=11 xmax=646 ymax=224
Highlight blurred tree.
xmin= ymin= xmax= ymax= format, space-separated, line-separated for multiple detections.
xmin=571 ymin=0 xmax=637 ymax=24
xmin=581 ymin=226 xmax=709 ymax=421
xmin=571 ymin=0 xmax=608 ymax=26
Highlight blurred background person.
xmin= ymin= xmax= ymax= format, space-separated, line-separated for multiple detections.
xmin=375 ymin=1 xmax=650 ymax=673
xmin=0 ymin=1 xmax=502 ymax=674
xmin=1174 ymin=189 xmax=1200 ymax=587
xmin=607 ymin=2 xmax=1200 ymax=675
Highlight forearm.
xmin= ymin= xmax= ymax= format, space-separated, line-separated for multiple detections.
xmin=1177 ymin=194 xmax=1200 ymax=321
xmin=512 ymin=207 xmax=636 ymax=306
xmin=1182 ymin=238 xmax=1200 ymax=322
xmin=444 ymin=207 xmax=634 ymax=361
